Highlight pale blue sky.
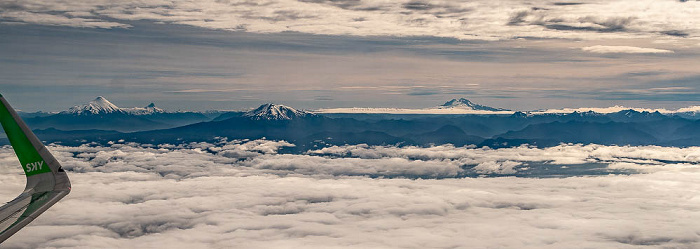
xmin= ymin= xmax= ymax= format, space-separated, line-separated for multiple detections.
xmin=0 ymin=0 xmax=699 ymax=112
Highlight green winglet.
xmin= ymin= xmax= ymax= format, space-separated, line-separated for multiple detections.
xmin=0 ymin=99 xmax=51 ymax=176
xmin=0 ymin=94 xmax=71 ymax=244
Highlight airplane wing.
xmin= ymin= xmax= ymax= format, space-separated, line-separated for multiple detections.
xmin=0 ymin=94 xmax=71 ymax=243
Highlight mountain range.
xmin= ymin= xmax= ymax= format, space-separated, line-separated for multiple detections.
xmin=23 ymin=97 xmax=210 ymax=132
xmin=8 ymin=96 xmax=700 ymax=150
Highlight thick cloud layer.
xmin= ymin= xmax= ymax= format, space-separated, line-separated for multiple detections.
xmin=309 ymin=143 xmax=700 ymax=174
xmin=0 ymin=140 xmax=699 ymax=248
xmin=1 ymin=0 xmax=698 ymax=40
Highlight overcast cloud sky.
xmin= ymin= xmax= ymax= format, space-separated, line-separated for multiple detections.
xmin=0 ymin=0 xmax=699 ymax=111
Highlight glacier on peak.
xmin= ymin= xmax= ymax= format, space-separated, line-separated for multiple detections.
xmin=65 ymin=96 xmax=123 ymax=115
xmin=439 ymin=98 xmax=509 ymax=111
xmin=243 ymin=103 xmax=315 ymax=120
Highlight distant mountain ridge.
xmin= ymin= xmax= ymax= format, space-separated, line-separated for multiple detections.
xmin=39 ymin=103 xmax=700 ymax=150
xmin=318 ymin=98 xmax=700 ymax=116
xmin=123 ymin=103 xmax=166 ymax=115
xmin=439 ymin=98 xmax=509 ymax=111
xmin=64 ymin=96 xmax=166 ymax=115
xmin=25 ymin=96 xmax=209 ymax=132
xmin=34 ymin=96 xmax=700 ymax=117
xmin=10 ymin=97 xmax=700 ymax=149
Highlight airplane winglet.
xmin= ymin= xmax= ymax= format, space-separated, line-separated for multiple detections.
xmin=0 ymin=94 xmax=71 ymax=243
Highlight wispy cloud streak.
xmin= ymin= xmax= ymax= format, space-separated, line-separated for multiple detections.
xmin=582 ymin=45 xmax=674 ymax=54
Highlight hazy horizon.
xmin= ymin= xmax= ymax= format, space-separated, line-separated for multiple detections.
xmin=2 ymin=0 xmax=699 ymax=111
xmin=8 ymin=94 xmax=700 ymax=114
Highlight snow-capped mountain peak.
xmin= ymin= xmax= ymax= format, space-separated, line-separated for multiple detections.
xmin=439 ymin=98 xmax=509 ymax=111
xmin=145 ymin=103 xmax=165 ymax=113
xmin=66 ymin=96 xmax=123 ymax=115
xmin=64 ymin=97 xmax=168 ymax=115
xmin=243 ymin=103 xmax=315 ymax=120
xmin=124 ymin=103 xmax=166 ymax=115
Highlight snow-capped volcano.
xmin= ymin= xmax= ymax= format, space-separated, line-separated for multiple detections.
xmin=243 ymin=103 xmax=315 ymax=120
xmin=64 ymin=97 xmax=167 ymax=115
xmin=439 ymin=98 xmax=509 ymax=111
xmin=66 ymin=96 xmax=123 ymax=115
